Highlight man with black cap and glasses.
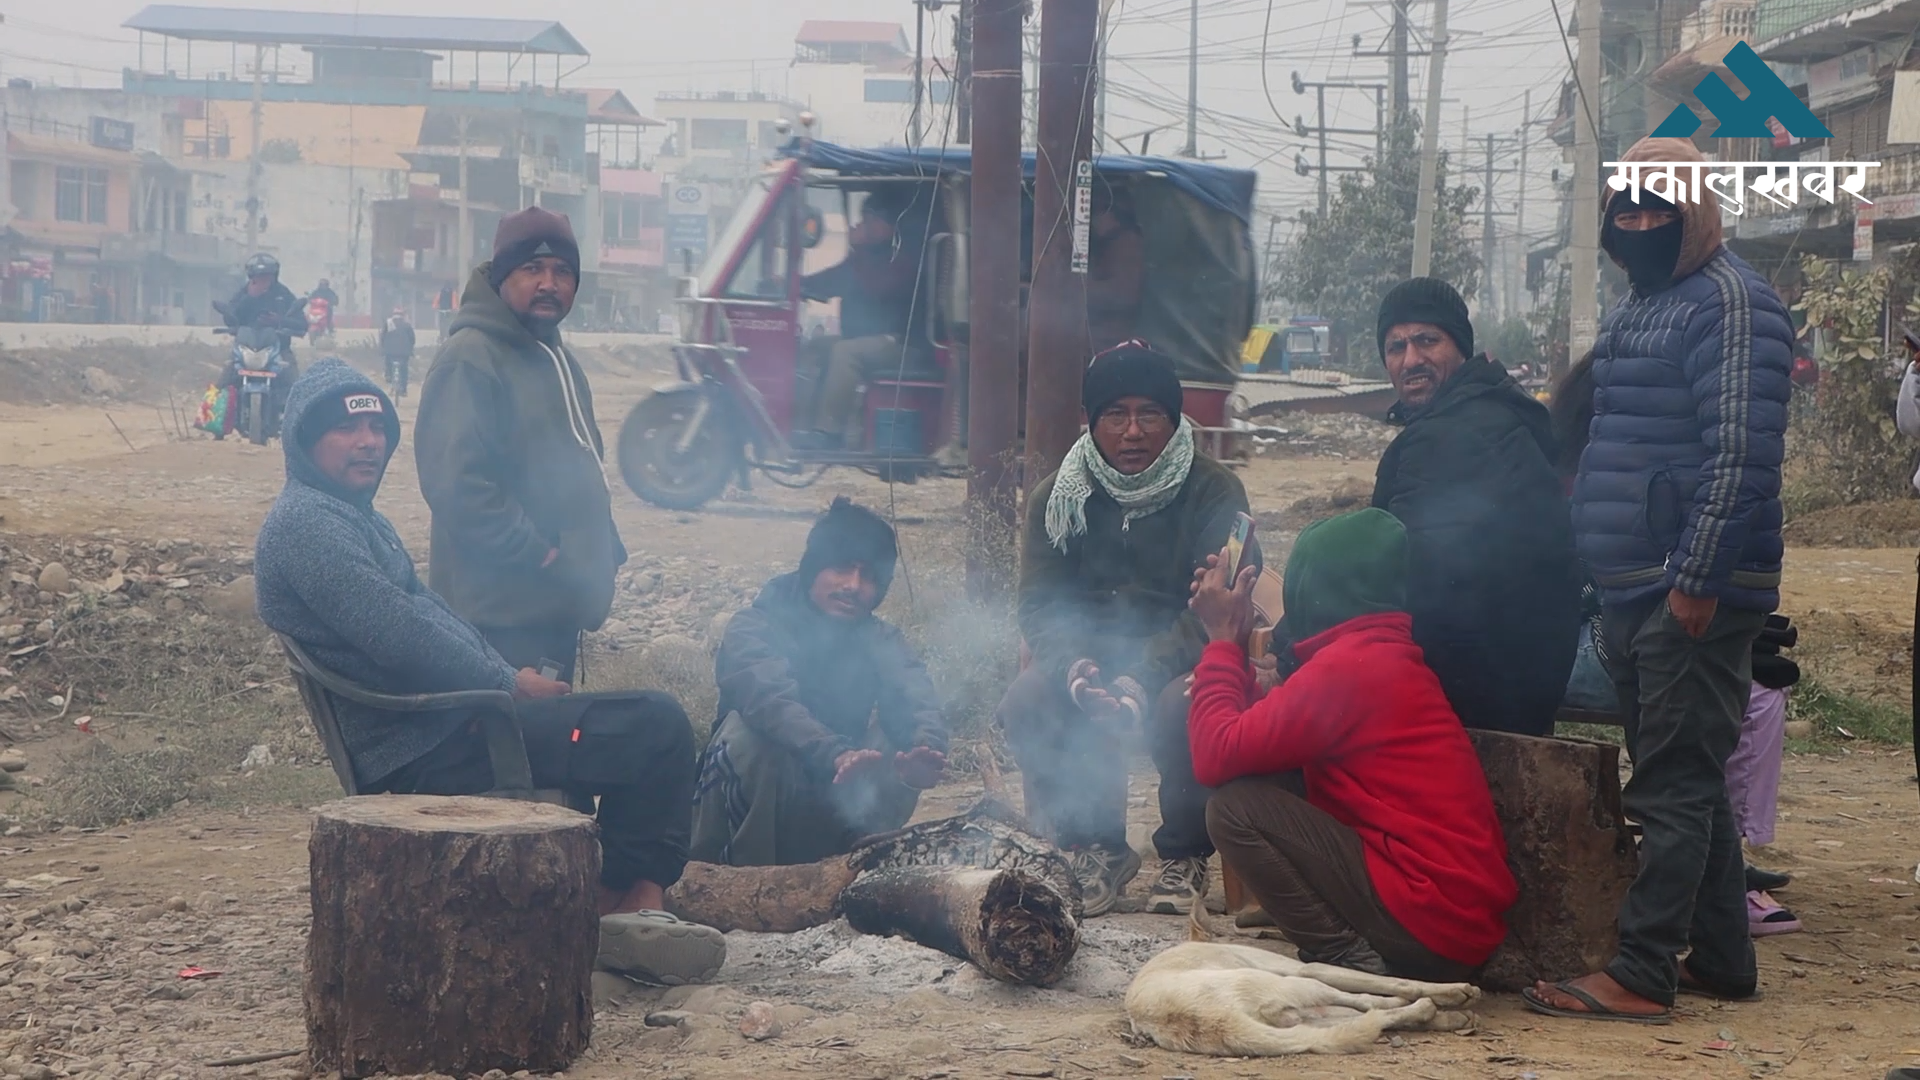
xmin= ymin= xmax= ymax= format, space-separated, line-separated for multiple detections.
xmin=1369 ymin=276 xmax=1580 ymax=738
xmin=414 ymin=207 xmax=625 ymax=686
xmin=997 ymin=342 xmax=1257 ymax=919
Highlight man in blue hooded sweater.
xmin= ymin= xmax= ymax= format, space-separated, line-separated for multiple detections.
xmin=1526 ymin=136 xmax=1792 ymax=1024
xmin=255 ymin=358 xmax=725 ymax=985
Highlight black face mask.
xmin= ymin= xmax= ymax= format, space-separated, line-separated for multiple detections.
xmin=1609 ymin=219 xmax=1685 ymax=295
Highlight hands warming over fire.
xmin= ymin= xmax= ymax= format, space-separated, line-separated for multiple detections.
xmin=834 ymin=746 xmax=948 ymax=789
xmin=1067 ymin=659 xmax=1144 ymax=729
xmin=1190 ymin=546 xmax=1258 ymax=648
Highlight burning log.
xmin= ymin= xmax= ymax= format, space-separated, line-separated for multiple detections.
xmin=305 ymin=795 xmax=596 ymax=1077
xmin=664 ymin=798 xmax=1082 ymax=984
xmin=842 ymin=865 xmax=1078 ymax=986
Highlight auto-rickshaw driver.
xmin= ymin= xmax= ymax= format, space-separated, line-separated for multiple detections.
xmin=794 ymin=186 xmax=934 ymax=449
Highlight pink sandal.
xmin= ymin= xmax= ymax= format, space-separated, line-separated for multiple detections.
xmin=1748 ymin=890 xmax=1802 ymax=936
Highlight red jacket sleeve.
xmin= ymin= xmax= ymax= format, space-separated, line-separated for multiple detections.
xmin=1187 ymin=640 xmax=1360 ymax=787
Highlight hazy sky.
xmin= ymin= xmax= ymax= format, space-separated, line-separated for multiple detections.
xmin=0 ymin=0 xmax=1578 ymax=237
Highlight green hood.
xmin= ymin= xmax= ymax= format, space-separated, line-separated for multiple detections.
xmin=447 ymin=263 xmax=563 ymax=347
xmin=1282 ymin=508 xmax=1409 ymax=643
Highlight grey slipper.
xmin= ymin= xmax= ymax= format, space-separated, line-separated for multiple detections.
xmin=598 ymin=910 xmax=727 ymax=987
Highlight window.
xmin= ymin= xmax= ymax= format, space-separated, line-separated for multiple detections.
xmin=864 ymin=79 xmax=914 ymax=104
xmin=691 ymin=118 xmax=749 ymax=151
xmin=720 ymin=190 xmax=791 ymax=301
xmin=603 ymin=196 xmax=643 ymax=242
xmin=55 ymin=166 xmax=108 ymax=224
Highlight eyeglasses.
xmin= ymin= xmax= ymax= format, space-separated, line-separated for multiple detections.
xmin=1095 ymin=407 xmax=1173 ymax=434
xmin=1383 ymin=331 xmax=1449 ymax=358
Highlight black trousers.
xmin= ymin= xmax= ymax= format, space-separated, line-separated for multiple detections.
xmin=374 ymin=691 xmax=696 ymax=891
xmin=481 ymin=624 xmax=583 ymax=686
xmin=1601 ymin=593 xmax=1765 ymax=1005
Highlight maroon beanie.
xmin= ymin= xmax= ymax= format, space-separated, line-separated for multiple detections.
xmin=488 ymin=207 xmax=580 ymax=290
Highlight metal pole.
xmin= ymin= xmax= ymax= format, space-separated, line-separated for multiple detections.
xmin=457 ymin=114 xmax=471 ymax=277
xmin=1410 ymin=0 xmax=1448 ymax=277
xmin=1515 ymin=87 xmax=1530 ymax=318
xmin=1183 ymin=0 xmax=1198 ymax=156
xmin=1316 ymin=85 xmax=1330 ymax=216
xmin=967 ymin=0 xmax=1026 ymax=600
xmin=913 ymin=0 xmax=926 ymax=146
xmin=1482 ymin=131 xmax=1497 ymax=325
xmin=1095 ymin=6 xmax=1108 ymax=151
xmin=244 ymin=43 xmax=263 ymax=253
xmin=1390 ymin=0 xmax=1410 ymax=124
xmin=1569 ymin=0 xmax=1600 ymax=371
xmin=1026 ymin=0 xmax=1099 ymax=483
xmin=956 ymin=0 xmax=974 ymax=143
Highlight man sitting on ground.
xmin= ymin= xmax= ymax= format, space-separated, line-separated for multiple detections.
xmin=691 ymin=497 xmax=949 ymax=866
xmin=1187 ymin=508 xmax=1517 ymax=980
xmin=255 ymin=358 xmax=724 ymax=985
xmin=998 ymin=342 xmax=1258 ymax=917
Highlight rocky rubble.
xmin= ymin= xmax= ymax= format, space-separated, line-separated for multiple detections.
xmin=1252 ymin=412 xmax=1398 ymax=459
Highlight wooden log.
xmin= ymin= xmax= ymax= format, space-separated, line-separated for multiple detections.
xmin=841 ymin=865 xmax=1078 ymax=986
xmin=306 ymin=795 xmax=597 ymax=1078
xmin=1467 ymin=731 xmax=1640 ymax=992
xmin=667 ymin=859 xmax=861 ymax=933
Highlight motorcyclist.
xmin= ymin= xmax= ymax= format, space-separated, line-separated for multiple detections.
xmin=220 ymin=253 xmax=307 ymax=436
xmin=307 ymin=277 xmax=339 ymax=336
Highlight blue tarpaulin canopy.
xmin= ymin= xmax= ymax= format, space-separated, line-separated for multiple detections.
xmin=787 ymin=140 xmax=1258 ymax=226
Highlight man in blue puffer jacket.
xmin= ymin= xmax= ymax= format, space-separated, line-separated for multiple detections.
xmin=1526 ymin=136 xmax=1792 ymax=1024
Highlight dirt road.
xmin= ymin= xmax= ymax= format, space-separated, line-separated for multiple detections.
xmin=0 ymin=346 xmax=1916 ymax=1079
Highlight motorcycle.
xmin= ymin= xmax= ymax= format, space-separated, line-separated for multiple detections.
xmin=306 ymin=297 xmax=333 ymax=345
xmin=211 ymin=301 xmax=297 ymax=446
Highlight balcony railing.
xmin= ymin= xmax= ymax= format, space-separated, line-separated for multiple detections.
xmin=1756 ymin=0 xmax=1903 ymax=45
xmin=101 ymin=230 xmax=244 ymax=268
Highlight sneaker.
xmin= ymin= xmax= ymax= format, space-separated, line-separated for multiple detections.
xmin=1069 ymin=844 xmax=1143 ymax=918
xmin=598 ymin=910 xmax=727 ymax=986
xmin=1748 ymin=890 xmax=1802 ymax=937
xmin=1145 ymin=856 xmax=1211 ymax=915
xmin=1744 ymin=863 xmax=1792 ymax=892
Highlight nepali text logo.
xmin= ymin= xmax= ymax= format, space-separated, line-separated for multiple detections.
xmin=343 ymin=393 xmax=382 ymax=415
xmin=1651 ymin=41 xmax=1832 ymax=139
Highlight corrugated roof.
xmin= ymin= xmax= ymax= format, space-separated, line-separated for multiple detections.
xmin=795 ymin=20 xmax=907 ymax=47
xmin=123 ymin=6 xmax=588 ymax=55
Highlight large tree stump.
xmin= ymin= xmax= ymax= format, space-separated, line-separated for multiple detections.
xmin=306 ymin=796 xmax=598 ymax=1078
xmin=1468 ymin=731 xmax=1639 ymax=991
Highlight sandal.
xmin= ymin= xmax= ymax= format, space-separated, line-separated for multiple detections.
xmin=1748 ymin=890 xmax=1802 ymax=937
xmin=1521 ymin=980 xmax=1672 ymax=1025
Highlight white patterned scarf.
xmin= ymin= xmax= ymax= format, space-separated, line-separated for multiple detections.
xmin=1044 ymin=417 xmax=1196 ymax=552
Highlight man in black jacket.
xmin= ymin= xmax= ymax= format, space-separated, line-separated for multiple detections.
xmin=1370 ymin=278 xmax=1579 ymax=736
xmin=691 ymin=498 xmax=949 ymax=866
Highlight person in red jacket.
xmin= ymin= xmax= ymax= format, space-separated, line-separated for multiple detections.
xmin=1187 ymin=507 xmax=1518 ymax=981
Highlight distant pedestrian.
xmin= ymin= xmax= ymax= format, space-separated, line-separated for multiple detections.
xmin=379 ymin=307 xmax=415 ymax=398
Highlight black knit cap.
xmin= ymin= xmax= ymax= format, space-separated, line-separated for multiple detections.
xmin=296 ymin=384 xmax=399 ymax=452
xmin=799 ymin=497 xmax=899 ymax=605
xmin=1376 ymin=277 xmax=1474 ymax=361
xmin=488 ymin=207 xmax=581 ymax=291
xmin=1082 ymin=341 xmax=1184 ymax=423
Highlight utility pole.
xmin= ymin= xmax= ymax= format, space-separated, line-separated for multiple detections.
xmin=244 ymin=43 xmax=264 ymax=253
xmin=456 ymin=114 xmax=471 ymax=278
xmin=1514 ymin=87 xmax=1530 ymax=319
xmin=1390 ymin=0 xmax=1410 ymax=123
xmin=1292 ymin=72 xmax=1385 ymax=214
xmin=1027 ymin=0 xmax=1100 ymax=482
xmin=967 ymin=0 xmax=1025 ymax=600
xmin=1410 ymin=0 xmax=1448 ymax=276
xmin=1482 ymin=131 xmax=1498 ymax=324
xmin=956 ymin=0 xmax=973 ymax=142
xmin=1095 ymin=0 xmax=1109 ymax=150
xmin=912 ymin=0 xmax=927 ymax=146
xmin=1569 ymin=0 xmax=1601 ymax=371
xmin=1182 ymin=0 xmax=1198 ymax=155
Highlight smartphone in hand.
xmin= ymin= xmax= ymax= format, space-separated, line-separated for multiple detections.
xmin=1224 ymin=512 xmax=1255 ymax=580
xmin=537 ymin=658 xmax=562 ymax=681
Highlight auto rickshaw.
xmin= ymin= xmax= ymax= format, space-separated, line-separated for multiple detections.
xmin=616 ymin=130 xmax=1259 ymax=511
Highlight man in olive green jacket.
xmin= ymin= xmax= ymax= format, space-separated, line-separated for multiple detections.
xmin=998 ymin=343 xmax=1257 ymax=920
xmin=414 ymin=208 xmax=626 ymax=683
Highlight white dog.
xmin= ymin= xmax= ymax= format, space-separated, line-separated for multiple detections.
xmin=1124 ymin=908 xmax=1480 ymax=1056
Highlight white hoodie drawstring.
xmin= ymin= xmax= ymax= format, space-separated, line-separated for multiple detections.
xmin=538 ymin=340 xmax=609 ymax=492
